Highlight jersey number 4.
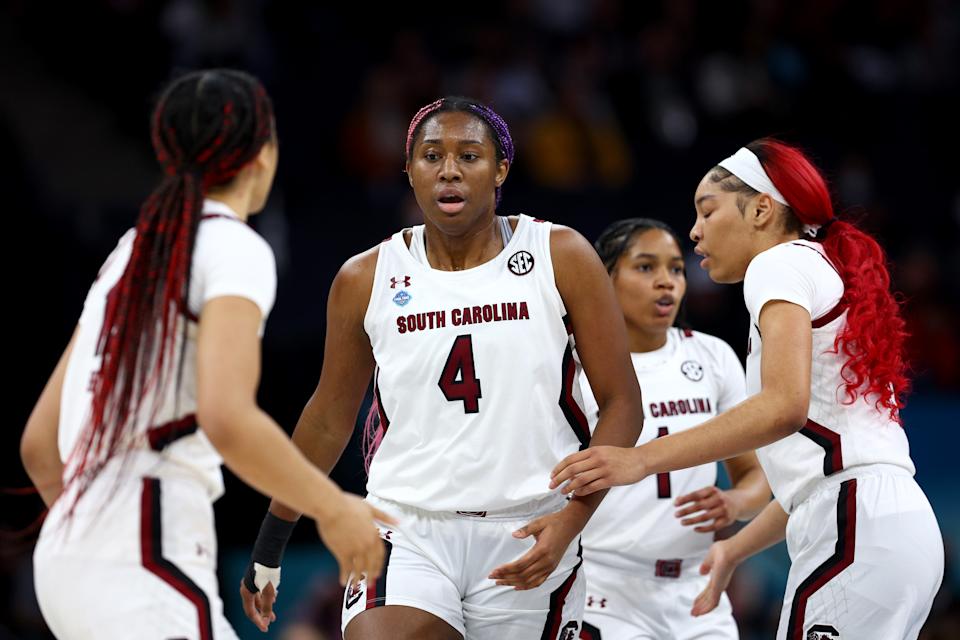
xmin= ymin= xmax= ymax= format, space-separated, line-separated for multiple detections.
xmin=439 ymin=335 xmax=482 ymax=413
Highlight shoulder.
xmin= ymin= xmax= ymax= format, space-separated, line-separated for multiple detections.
xmin=197 ymin=218 xmax=274 ymax=258
xmin=336 ymin=242 xmax=382 ymax=289
xmin=548 ymin=223 xmax=594 ymax=259
xmin=746 ymin=240 xmax=832 ymax=278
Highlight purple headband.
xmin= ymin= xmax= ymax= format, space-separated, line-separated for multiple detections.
xmin=405 ymin=98 xmax=515 ymax=205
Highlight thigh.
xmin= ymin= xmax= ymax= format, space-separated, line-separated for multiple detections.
xmin=342 ymin=517 xmax=465 ymax=638
xmin=35 ymin=476 xmax=232 ymax=640
xmin=778 ymin=475 xmax=944 ymax=640
xmin=463 ymin=530 xmax=585 ymax=640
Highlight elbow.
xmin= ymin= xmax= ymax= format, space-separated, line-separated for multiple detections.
xmin=773 ymin=393 xmax=809 ymax=437
xmin=196 ymin=397 xmax=255 ymax=454
xmin=20 ymin=423 xmax=54 ymax=483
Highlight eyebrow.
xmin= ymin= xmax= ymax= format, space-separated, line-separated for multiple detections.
xmin=630 ymin=252 xmax=684 ymax=260
xmin=422 ymin=138 xmax=484 ymax=146
xmin=695 ymin=194 xmax=716 ymax=206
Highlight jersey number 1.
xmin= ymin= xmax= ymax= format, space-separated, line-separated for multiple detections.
xmin=656 ymin=427 xmax=671 ymax=498
xmin=439 ymin=335 xmax=482 ymax=413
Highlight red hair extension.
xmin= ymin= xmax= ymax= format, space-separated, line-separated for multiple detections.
xmin=751 ymin=139 xmax=910 ymax=420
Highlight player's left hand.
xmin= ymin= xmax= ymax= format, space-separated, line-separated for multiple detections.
xmin=674 ymin=485 xmax=741 ymax=533
xmin=488 ymin=510 xmax=581 ymax=590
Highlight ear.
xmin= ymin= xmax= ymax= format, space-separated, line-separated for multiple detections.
xmin=750 ymin=193 xmax=779 ymax=230
xmin=494 ymin=159 xmax=510 ymax=188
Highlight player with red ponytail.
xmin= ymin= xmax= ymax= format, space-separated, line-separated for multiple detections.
xmin=552 ymin=139 xmax=943 ymax=639
xmin=21 ymin=69 xmax=391 ymax=640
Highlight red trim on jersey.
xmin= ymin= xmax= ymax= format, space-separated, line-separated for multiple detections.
xmin=364 ymin=538 xmax=393 ymax=610
xmin=147 ymin=415 xmax=198 ymax=451
xmin=580 ymin=621 xmax=602 ymax=640
xmin=789 ymin=241 xmax=841 ymax=277
xmin=787 ymin=479 xmax=857 ymax=640
xmin=799 ymin=418 xmax=843 ymax=476
xmin=811 ymin=301 xmax=847 ymax=328
xmin=374 ymin=374 xmax=390 ymax=433
xmin=201 ymin=213 xmax=243 ymax=223
xmin=562 ymin=313 xmax=574 ymax=336
xmin=682 ymin=328 xmax=694 ymax=338
xmin=540 ymin=543 xmax=582 ymax=640
xmin=140 ymin=478 xmax=213 ymax=640
xmin=559 ymin=343 xmax=590 ymax=450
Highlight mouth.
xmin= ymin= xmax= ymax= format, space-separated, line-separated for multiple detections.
xmin=694 ymin=246 xmax=710 ymax=270
xmin=654 ymin=295 xmax=676 ymax=317
xmin=436 ymin=190 xmax=466 ymax=214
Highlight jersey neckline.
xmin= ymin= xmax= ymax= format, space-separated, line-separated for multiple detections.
xmin=393 ymin=214 xmax=529 ymax=279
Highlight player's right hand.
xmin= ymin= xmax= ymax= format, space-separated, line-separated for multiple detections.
xmin=692 ymin=540 xmax=739 ymax=616
xmin=240 ymin=575 xmax=278 ymax=633
xmin=549 ymin=445 xmax=647 ymax=496
xmin=317 ymin=493 xmax=397 ymax=587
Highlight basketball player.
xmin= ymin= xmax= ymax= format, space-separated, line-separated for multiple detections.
xmin=21 ymin=69 xmax=390 ymax=640
xmin=552 ymin=139 xmax=944 ymax=639
xmin=239 ymin=97 xmax=645 ymax=640
xmin=578 ymin=219 xmax=770 ymax=640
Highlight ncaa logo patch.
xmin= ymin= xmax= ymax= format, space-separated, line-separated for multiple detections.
xmin=681 ymin=360 xmax=704 ymax=381
xmin=392 ymin=290 xmax=412 ymax=306
xmin=508 ymin=250 xmax=535 ymax=275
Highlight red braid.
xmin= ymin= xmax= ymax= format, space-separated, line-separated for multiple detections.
xmin=62 ymin=70 xmax=274 ymax=516
xmin=749 ymin=139 xmax=909 ymax=420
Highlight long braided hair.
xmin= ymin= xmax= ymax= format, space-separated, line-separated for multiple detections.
xmin=63 ymin=69 xmax=275 ymax=513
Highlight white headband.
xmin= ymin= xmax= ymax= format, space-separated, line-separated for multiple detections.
xmin=717 ymin=147 xmax=789 ymax=206
xmin=717 ymin=147 xmax=821 ymax=237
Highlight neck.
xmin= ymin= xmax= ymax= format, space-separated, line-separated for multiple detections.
xmin=422 ymin=214 xmax=502 ymax=271
xmin=626 ymin=324 xmax=669 ymax=353
xmin=206 ymin=184 xmax=254 ymax=222
xmin=752 ymin=228 xmax=802 ymax=258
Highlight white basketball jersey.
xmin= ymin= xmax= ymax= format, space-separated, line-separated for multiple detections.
xmin=744 ymin=240 xmax=914 ymax=512
xmin=579 ymin=328 xmax=746 ymax=570
xmin=363 ymin=215 xmax=587 ymax=512
xmin=58 ymin=199 xmax=277 ymax=499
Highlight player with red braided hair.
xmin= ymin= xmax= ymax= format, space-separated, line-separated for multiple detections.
xmin=21 ymin=69 xmax=391 ymax=640
xmin=553 ymin=138 xmax=944 ymax=640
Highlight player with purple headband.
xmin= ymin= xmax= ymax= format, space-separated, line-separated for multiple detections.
xmin=240 ymin=96 xmax=644 ymax=639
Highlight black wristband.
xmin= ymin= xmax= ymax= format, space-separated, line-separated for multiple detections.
xmin=251 ymin=512 xmax=297 ymax=567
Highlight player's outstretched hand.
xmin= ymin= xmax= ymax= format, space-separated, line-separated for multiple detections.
xmin=318 ymin=494 xmax=398 ymax=588
xmin=675 ymin=485 xmax=741 ymax=533
xmin=488 ymin=509 xmax=581 ymax=590
xmin=240 ymin=577 xmax=278 ymax=633
xmin=692 ymin=540 xmax=739 ymax=616
xmin=549 ymin=445 xmax=646 ymax=496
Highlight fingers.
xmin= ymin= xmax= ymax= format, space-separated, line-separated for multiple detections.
xmin=566 ymin=476 xmax=609 ymax=497
xmin=489 ymin=550 xmax=538 ymax=581
xmin=239 ymin=580 xmax=274 ymax=632
xmin=680 ymin=507 xmax=724 ymax=527
xmin=369 ymin=505 xmax=398 ymax=526
xmin=559 ymin=469 xmax=605 ymax=495
xmin=550 ymin=450 xmax=594 ymax=487
xmin=239 ymin=581 xmax=269 ymax=632
xmin=674 ymin=486 xmax=716 ymax=507
xmin=691 ymin=585 xmax=720 ymax=616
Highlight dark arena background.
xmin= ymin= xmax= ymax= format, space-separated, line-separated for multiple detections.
xmin=2 ymin=2 xmax=957 ymax=638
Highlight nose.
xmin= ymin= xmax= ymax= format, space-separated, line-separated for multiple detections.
xmin=689 ymin=219 xmax=702 ymax=243
xmin=655 ymin=267 xmax=675 ymax=289
xmin=439 ymin=154 xmax=462 ymax=182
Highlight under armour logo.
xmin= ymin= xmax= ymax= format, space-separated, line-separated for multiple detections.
xmin=390 ymin=276 xmax=411 ymax=288
xmin=586 ymin=596 xmax=607 ymax=608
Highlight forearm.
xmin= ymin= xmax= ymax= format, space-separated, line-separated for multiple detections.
xmin=725 ymin=500 xmax=788 ymax=563
xmin=644 ymin=391 xmax=800 ymax=475
xmin=268 ymin=400 xmax=354 ymax=521
xmin=726 ymin=465 xmax=771 ymax=521
xmin=212 ymin=408 xmax=343 ymax=523
xmin=590 ymin=395 xmax=643 ymax=448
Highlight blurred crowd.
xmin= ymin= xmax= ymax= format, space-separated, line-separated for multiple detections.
xmin=2 ymin=1 xmax=957 ymax=638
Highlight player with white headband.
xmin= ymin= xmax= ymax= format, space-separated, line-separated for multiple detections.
xmin=553 ymin=139 xmax=943 ymax=639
